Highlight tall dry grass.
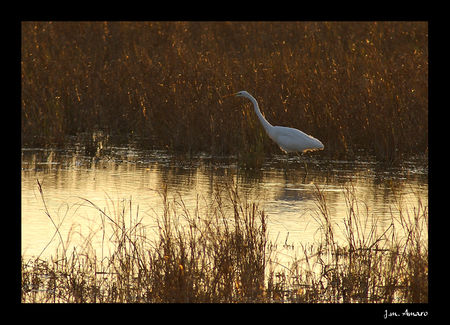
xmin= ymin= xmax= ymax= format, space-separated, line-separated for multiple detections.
xmin=22 ymin=22 xmax=427 ymax=162
xmin=22 ymin=182 xmax=269 ymax=303
xmin=21 ymin=181 xmax=427 ymax=303
xmin=267 ymin=184 xmax=428 ymax=303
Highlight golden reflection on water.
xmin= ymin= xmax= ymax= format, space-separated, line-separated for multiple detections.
xmin=21 ymin=149 xmax=428 ymax=260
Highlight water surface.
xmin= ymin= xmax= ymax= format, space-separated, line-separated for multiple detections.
xmin=21 ymin=147 xmax=428 ymax=260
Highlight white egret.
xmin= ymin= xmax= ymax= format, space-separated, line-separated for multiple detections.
xmin=234 ymin=91 xmax=324 ymax=154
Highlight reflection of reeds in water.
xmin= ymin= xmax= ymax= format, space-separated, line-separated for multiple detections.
xmin=22 ymin=22 xmax=428 ymax=163
xmin=22 ymin=181 xmax=427 ymax=303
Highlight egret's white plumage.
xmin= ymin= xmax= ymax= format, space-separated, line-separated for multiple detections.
xmin=234 ymin=91 xmax=324 ymax=153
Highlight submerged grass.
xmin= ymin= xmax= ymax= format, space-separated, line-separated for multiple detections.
xmin=21 ymin=181 xmax=427 ymax=303
xmin=22 ymin=22 xmax=428 ymax=163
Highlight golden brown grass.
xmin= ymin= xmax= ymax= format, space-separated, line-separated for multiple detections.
xmin=22 ymin=22 xmax=428 ymax=162
xmin=21 ymin=181 xmax=427 ymax=303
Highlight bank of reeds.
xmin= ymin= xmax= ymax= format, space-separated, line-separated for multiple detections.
xmin=267 ymin=184 xmax=428 ymax=303
xmin=22 ymin=22 xmax=428 ymax=162
xmin=21 ymin=181 xmax=427 ymax=303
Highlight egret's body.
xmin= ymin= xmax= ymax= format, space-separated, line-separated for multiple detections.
xmin=234 ymin=91 xmax=324 ymax=153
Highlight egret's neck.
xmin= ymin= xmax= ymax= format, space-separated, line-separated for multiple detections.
xmin=245 ymin=94 xmax=273 ymax=132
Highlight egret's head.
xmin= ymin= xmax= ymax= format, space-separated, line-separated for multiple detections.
xmin=234 ymin=90 xmax=249 ymax=98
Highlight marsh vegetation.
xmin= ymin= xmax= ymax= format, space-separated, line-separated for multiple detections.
xmin=22 ymin=22 xmax=427 ymax=163
xmin=21 ymin=22 xmax=428 ymax=303
xmin=21 ymin=179 xmax=427 ymax=303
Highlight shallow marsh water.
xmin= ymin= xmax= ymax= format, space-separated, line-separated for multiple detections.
xmin=21 ymin=146 xmax=428 ymax=262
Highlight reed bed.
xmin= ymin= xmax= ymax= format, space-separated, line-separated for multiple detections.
xmin=22 ymin=22 xmax=428 ymax=163
xmin=21 ymin=181 xmax=428 ymax=303
xmin=268 ymin=184 xmax=428 ymax=303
